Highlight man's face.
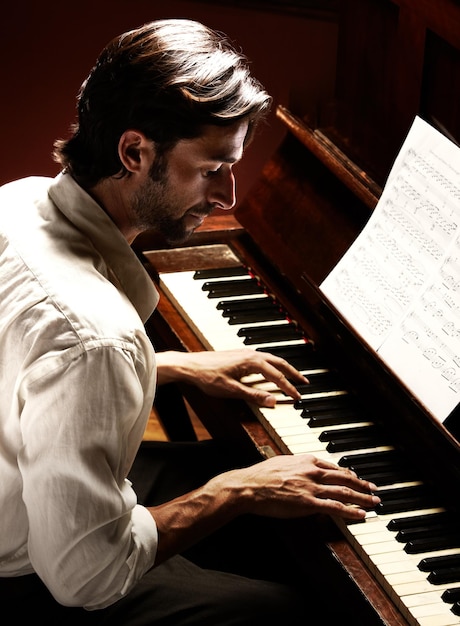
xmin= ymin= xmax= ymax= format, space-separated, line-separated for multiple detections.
xmin=132 ymin=121 xmax=248 ymax=243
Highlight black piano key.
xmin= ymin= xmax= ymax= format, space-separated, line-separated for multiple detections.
xmin=193 ymin=266 xmax=248 ymax=279
xmin=377 ymin=496 xmax=437 ymax=516
xmin=442 ymin=587 xmax=460 ymax=603
xmin=419 ymin=554 xmax=460 ymax=572
xmin=201 ymin=278 xmax=265 ymax=297
xmin=300 ymin=395 xmax=355 ymax=414
xmin=319 ymin=425 xmax=380 ymax=442
xmin=377 ymin=483 xmax=432 ymax=501
xmin=295 ymin=394 xmax=351 ymax=409
xmin=452 ymin=601 xmax=460 ymax=616
xmin=406 ymin=533 xmax=460 ymax=554
xmin=217 ymin=296 xmax=277 ymax=312
xmin=349 ymin=459 xmax=417 ymax=484
xmin=256 ymin=344 xmax=316 ymax=371
xmin=306 ymin=410 xmax=365 ymax=427
xmin=428 ymin=567 xmax=460 ymax=585
xmin=350 ymin=465 xmax=417 ymax=484
xmin=387 ymin=511 xmax=455 ymax=531
xmin=396 ymin=520 xmax=459 ymax=542
xmin=226 ymin=309 xmax=287 ymax=324
xmin=326 ymin=435 xmax=388 ymax=453
xmin=323 ymin=425 xmax=391 ymax=453
xmin=339 ymin=449 xmax=402 ymax=468
xmin=292 ymin=372 xmax=345 ymax=396
xmin=236 ymin=322 xmax=299 ymax=336
xmin=355 ymin=469 xmax=415 ymax=486
xmin=348 ymin=458 xmax=412 ymax=474
xmin=375 ymin=485 xmax=437 ymax=515
xmin=237 ymin=323 xmax=304 ymax=344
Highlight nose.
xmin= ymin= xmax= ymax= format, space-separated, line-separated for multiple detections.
xmin=207 ymin=167 xmax=236 ymax=211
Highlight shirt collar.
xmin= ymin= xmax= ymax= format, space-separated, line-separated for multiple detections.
xmin=48 ymin=172 xmax=159 ymax=323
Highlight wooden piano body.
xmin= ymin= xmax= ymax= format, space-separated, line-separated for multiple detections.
xmin=133 ymin=1 xmax=460 ymax=624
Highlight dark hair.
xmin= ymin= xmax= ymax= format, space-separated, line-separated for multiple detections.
xmin=53 ymin=19 xmax=271 ymax=187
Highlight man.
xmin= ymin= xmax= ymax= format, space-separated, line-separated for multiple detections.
xmin=0 ymin=19 xmax=379 ymax=624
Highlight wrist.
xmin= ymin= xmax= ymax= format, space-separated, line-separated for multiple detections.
xmin=148 ymin=467 xmax=253 ymax=564
xmin=155 ymin=350 xmax=191 ymax=386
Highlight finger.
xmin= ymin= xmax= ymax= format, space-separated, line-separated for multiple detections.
xmin=246 ymin=362 xmax=304 ymax=401
xmin=231 ymin=381 xmax=279 ymax=408
xmin=242 ymin=376 xmax=301 ymax=403
xmin=228 ymin=377 xmax=296 ymax=408
xmin=310 ymin=458 xmax=380 ymax=497
xmin=316 ymin=479 xmax=382 ymax=512
xmin=324 ymin=470 xmax=380 ymax=497
xmin=311 ymin=457 xmax=346 ymax=471
xmin=249 ymin=350 xmax=308 ymax=382
xmin=263 ymin=354 xmax=310 ymax=384
xmin=320 ymin=500 xmax=369 ymax=520
xmin=313 ymin=484 xmax=381 ymax=515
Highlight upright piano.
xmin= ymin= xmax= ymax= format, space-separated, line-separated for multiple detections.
xmin=133 ymin=1 xmax=460 ymax=624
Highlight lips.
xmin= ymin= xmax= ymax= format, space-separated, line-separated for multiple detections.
xmin=185 ymin=213 xmax=206 ymax=228
xmin=188 ymin=208 xmax=213 ymax=223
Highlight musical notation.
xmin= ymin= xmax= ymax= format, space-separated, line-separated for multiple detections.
xmin=321 ymin=116 xmax=460 ymax=423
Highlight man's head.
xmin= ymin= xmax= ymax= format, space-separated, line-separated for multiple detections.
xmin=53 ymin=19 xmax=271 ymax=189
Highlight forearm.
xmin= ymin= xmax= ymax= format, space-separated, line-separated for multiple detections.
xmin=148 ymin=468 xmax=249 ymax=565
xmin=155 ymin=350 xmax=193 ymax=386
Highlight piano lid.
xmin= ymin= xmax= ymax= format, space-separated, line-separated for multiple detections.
xmin=319 ymin=0 xmax=460 ymax=188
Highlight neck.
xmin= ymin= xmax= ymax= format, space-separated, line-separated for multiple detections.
xmin=88 ymin=177 xmax=140 ymax=244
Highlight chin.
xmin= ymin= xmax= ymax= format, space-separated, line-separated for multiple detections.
xmin=165 ymin=230 xmax=193 ymax=245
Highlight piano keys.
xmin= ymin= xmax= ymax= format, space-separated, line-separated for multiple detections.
xmin=155 ymin=261 xmax=460 ymax=625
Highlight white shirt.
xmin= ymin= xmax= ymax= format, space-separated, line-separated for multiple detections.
xmin=0 ymin=173 xmax=160 ymax=609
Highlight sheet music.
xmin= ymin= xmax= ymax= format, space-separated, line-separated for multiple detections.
xmin=321 ymin=116 xmax=460 ymax=422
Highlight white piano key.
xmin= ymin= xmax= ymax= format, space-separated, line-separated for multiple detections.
xmin=395 ymin=580 xmax=459 ymax=597
xmin=417 ymin=616 xmax=460 ymax=626
xmin=404 ymin=588 xmax=459 ymax=608
xmin=386 ymin=569 xmax=430 ymax=586
xmin=412 ymin=601 xmax=458 ymax=619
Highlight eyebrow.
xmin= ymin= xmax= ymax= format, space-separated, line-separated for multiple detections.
xmin=208 ymin=153 xmax=241 ymax=164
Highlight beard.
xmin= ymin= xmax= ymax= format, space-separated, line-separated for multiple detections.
xmin=131 ymin=158 xmax=214 ymax=244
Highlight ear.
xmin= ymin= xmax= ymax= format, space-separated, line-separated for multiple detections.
xmin=118 ymin=130 xmax=154 ymax=175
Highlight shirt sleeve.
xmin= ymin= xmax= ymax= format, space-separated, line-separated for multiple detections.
xmin=18 ymin=335 xmax=158 ymax=609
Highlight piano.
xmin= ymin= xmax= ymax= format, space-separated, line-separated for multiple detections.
xmin=132 ymin=1 xmax=460 ymax=624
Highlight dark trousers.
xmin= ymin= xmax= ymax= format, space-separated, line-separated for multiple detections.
xmin=0 ymin=440 xmax=338 ymax=625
